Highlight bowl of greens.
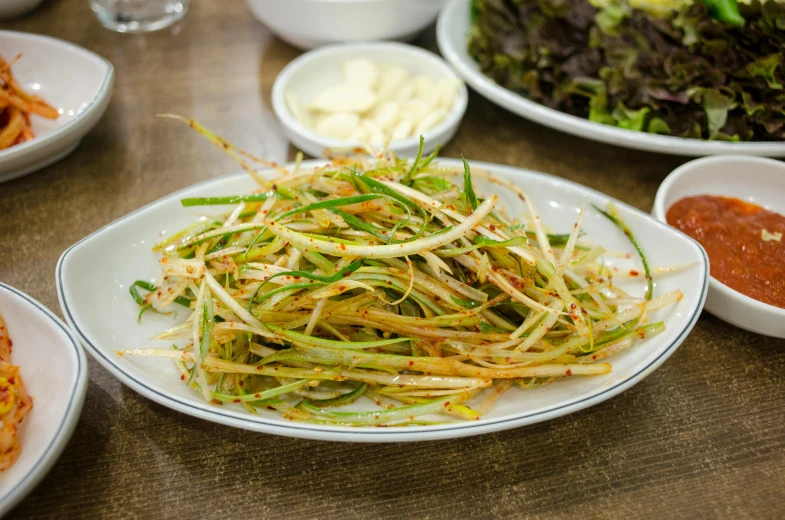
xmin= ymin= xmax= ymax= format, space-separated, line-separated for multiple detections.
xmin=437 ymin=0 xmax=785 ymax=156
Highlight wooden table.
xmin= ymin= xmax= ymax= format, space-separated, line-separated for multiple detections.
xmin=2 ymin=2 xmax=784 ymax=518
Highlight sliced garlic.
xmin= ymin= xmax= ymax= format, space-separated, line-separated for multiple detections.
xmin=286 ymin=93 xmax=311 ymax=127
xmin=411 ymin=75 xmax=435 ymax=98
xmin=400 ymin=98 xmax=433 ymax=125
xmin=435 ymin=78 xmax=461 ymax=110
xmin=377 ymin=66 xmax=409 ymax=101
xmin=415 ymin=108 xmax=448 ymax=135
xmin=308 ymin=84 xmax=377 ymax=113
xmin=343 ymin=58 xmax=378 ymax=90
xmin=289 ymin=58 xmax=462 ymax=145
xmin=369 ymin=101 xmax=400 ymax=131
xmin=361 ymin=119 xmax=385 ymax=144
xmin=395 ymin=81 xmax=416 ymax=103
xmin=315 ymin=112 xmax=360 ymax=140
xmin=391 ymin=119 xmax=414 ymax=141
xmin=346 ymin=125 xmax=369 ymax=142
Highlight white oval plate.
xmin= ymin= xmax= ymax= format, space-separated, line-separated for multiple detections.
xmin=57 ymin=159 xmax=708 ymax=442
xmin=0 ymin=31 xmax=114 ymax=183
xmin=436 ymin=0 xmax=785 ymax=157
xmin=0 ymin=283 xmax=87 ymax=515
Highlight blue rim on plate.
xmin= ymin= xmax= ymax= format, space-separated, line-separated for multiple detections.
xmin=0 ymin=283 xmax=88 ymax=516
xmin=56 ymin=161 xmax=709 ymax=441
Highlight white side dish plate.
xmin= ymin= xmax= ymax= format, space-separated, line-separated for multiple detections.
xmin=653 ymin=155 xmax=785 ymax=338
xmin=57 ymin=159 xmax=708 ymax=442
xmin=0 ymin=31 xmax=114 ymax=183
xmin=0 ymin=283 xmax=88 ymax=516
xmin=436 ymin=0 xmax=785 ymax=157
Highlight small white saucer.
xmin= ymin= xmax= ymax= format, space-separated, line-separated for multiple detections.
xmin=653 ymin=156 xmax=785 ymax=337
xmin=0 ymin=283 xmax=88 ymax=515
xmin=271 ymin=42 xmax=468 ymax=158
xmin=0 ymin=31 xmax=114 ymax=183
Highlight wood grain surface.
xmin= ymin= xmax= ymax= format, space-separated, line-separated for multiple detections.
xmin=1 ymin=2 xmax=784 ymax=518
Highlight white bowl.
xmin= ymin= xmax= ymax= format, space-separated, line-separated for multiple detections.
xmin=272 ymin=42 xmax=468 ymax=158
xmin=437 ymin=0 xmax=785 ymax=157
xmin=247 ymin=0 xmax=447 ymax=50
xmin=57 ymin=158 xmax=708 ymax=442
xmin=652 ymin=156 xmax=785 ymax=338
xmin=0 ymin=31 xmax=114 ymax=183
xmin=0 ymin=0 xmax=43 ymax=20
xmin=0 ymin=283 xmax=88 ymax=515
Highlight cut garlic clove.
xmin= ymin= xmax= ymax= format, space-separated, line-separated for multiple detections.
xmin=343 ymin=58 xmax=378 ymax=90
xmin=411 ymin=75 xmax=435 ymax=98
xmin=395 ymin=80 xmax=416 ymax=103
xmin=415 ymin=108 xmax=447 ymax=135
xmin=391 ymin=119 xmax=414 ymax=141
xmin=369 ymin=100 xmax=400 ymax=131
xmin=435 ymin=78 xmax=462 ymax=110
xmin=308 ymin=84 xmax=377 ymax=113
xmin=361 ymin=119 xmax=385 ymax=144
xmin=400 ymin=98 xmax=432 ymax=125
xmin=315 ymin=112 xmax=361 ymax=140
xmin=346 ymin=125 xmax=369 ymax=143
xmin=377 ymin=66 xmax=409 ymax=100
xmin=286 ymin=92 xmax=312 ymax=128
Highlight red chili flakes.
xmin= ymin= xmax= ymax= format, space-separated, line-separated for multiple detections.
xmin=566 ymin=369 xmax=573 ymax=376
xmin=232 ymin=399 xmax=241 ymax=403
xmin=629 ymin=270 xmax=639 ymax=276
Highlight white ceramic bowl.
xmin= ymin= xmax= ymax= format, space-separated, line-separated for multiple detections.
xmin=272 ymin=42 xmax=468 ymax=158
xmin=652 ymin=156 xmax=785 ymax=338
xmin=0 ymin=283 xmax=88 ymax=515
xmin=0 ymin=31 xmax=114 ymax=183
xmin=0 ymin=0 xmax=43 ymax=20
xmin=247 ymin=0 xmax=447 ymax=50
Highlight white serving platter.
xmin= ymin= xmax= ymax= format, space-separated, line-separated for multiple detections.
xmin=57 ymin=159 xmax=708 ymax=442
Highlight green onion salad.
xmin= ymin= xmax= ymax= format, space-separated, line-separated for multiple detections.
xmin=120 ymin=117 xmax=683 ymax=427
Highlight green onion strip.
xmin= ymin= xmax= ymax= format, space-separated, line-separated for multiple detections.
xmin=120 ymin=119 xmax=682 ymax=427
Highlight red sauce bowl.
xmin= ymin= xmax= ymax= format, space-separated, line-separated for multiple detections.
xmin=653 ymin=155 xmax=785 ymax=338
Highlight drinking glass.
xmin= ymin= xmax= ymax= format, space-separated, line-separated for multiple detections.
xmin=90 ymin=0 xmax=189 ymax=33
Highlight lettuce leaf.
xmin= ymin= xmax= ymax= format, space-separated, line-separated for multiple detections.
xmin=468 ymin=0 xmax=785 ymax=142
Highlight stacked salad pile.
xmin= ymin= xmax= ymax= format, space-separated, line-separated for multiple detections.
xmin=469 ymin=0 xmax=785 ymax=141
